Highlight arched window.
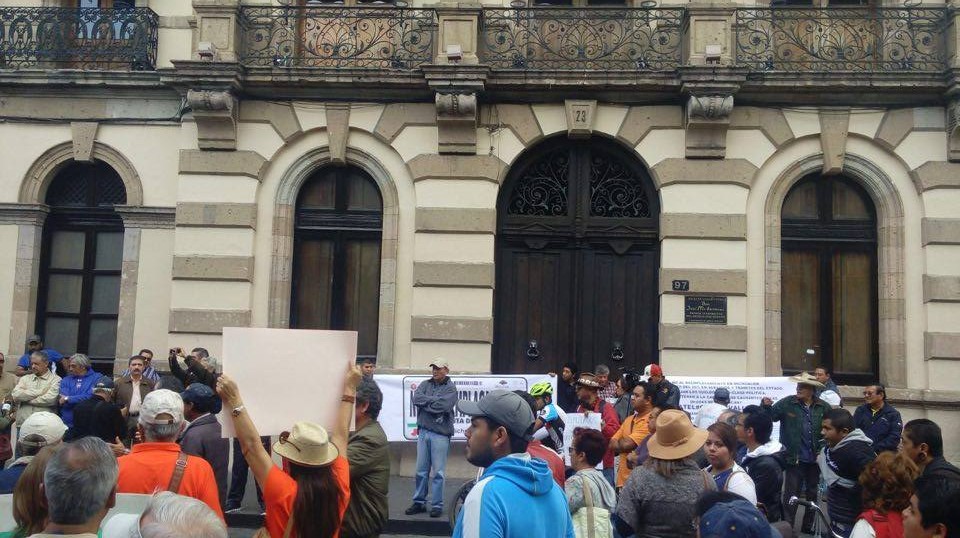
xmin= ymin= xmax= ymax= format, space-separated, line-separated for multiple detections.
xmin=291 ymin=166 xmax=383 ymax=361
xmin=781 ymin=175 xmax=878 ymax=384
xmin=38 ymin=161 xmax=126 ymax=375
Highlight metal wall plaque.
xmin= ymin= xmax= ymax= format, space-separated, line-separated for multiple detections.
xmin=672 ymin=279 xmax=690 ymax=291
xmin=684 ymin=296 xmax=727 ymax=325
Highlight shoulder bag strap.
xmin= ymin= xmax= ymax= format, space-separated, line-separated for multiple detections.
xmin=282 ymin=515 xmax=295 ymax=538
xmin=167 ymin=452 xmax=188 ymax=493
xmin=582 ymin=476 xmax=595 ymax=538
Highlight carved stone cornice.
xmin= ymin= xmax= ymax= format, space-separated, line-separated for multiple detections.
xmin=159 ymin=60 xmax=243 ymax=96
xmin=423 ymin=65 xmax=489 ymax=155
xmin=0 ymin=204 xmax=49 ymax=226
xmin=115 ymin=206 xmax=176 ymax=230
xmin=679 ymin=67 xmax=747 ymax=159
xmin=161 ymin=61 xmax=243 ymax=150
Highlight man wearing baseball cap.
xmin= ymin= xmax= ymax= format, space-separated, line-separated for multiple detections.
xmin=452 ymin=390 xmax=574 ymax=538
xmin=0 ymin=411 xmax=66 ymax=493
xmin=14 ymin=334 xmax=63 ymax=377
xmin=694 ymin=387 xmax=731 ymax=429
xmin=180 ymin=382 xmax=230 ymax=507
xmin=117 ymin=389 xmax=223 ymax=518
xmin=643 ymin=364 xmax=681 ymax=409
xmin=406 ymin=358 xmax=458 ymax=518
xmin=65 ymin=376 xmax=125 ymax=445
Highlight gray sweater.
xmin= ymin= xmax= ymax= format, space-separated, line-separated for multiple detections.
xmin=413 ymin=376 xmax=457 ymax=437
xmin=616 ymin=459 xmax=716 ymax=538
xmin=566 ymin=468 xmax=617 ymax=514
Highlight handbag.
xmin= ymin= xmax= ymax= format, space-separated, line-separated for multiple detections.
xmin=571 ymin=477 xmax=612 ymax=538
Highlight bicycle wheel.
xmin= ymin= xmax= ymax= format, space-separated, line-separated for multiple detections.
xmin=448 ymin=478 xmax=476 ymax=531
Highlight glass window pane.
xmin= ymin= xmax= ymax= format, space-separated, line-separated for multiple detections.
xmin=87 ymin=319 xmax=117 ymax=359
xmin=50 ymin=231 xmax=86 ymax=269
xmin=342 ymin=239 xmax=381 ymax=357
xmin=95 ymin=232 xmax=123 ymax=270
xmin=298 ymin=171 xmax=336 ymax=209
xmin=782 ymin=249 xmax=821 ymax=372
xmin=43 ymin=317 xmax=79 ymax=356
xmin=293 ymin=239 xmax=334 ymax=329
xmin=346 ymin=174 xmax=382 ymax=211
xmin=46 ymin=274 xmax=83 ymax=313
xmin=833 ymin=181 xmax=872 ymax=221
xmin=91 ymin=276 xmax=121 ymax=315
xmin=832 ymin=251 xmax=874 ymax=375
xmin=782 ymin=181 xmax=819 ymax=219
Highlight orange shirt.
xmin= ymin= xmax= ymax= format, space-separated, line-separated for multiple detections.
xmin=117 ymin=442 xmax=224 ymax=519
xmin=611 ymin=411 xmax=651 ymax=488
xmin=264 ymin=456 xmax=351 ymax=538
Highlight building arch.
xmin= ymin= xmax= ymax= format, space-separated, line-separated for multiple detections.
xmin=20 ymin=141 xmax=144 ymax=206
xmin=763 ymin=152 xmax=907 ymax=387
xmin=268 ymin=144 xmax=401 ymax=365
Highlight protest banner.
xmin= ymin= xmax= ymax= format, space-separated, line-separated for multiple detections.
xmin=562 ymin=412 xmax=602 ymax=467
xmin=671 ymin=375 xmax=794 ymax=439
xmin=219 ymin=327 xmax=357 ymax=437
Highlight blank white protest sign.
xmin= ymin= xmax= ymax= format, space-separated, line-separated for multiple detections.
xmin=219 ymin=327 xmax=357 ymax=437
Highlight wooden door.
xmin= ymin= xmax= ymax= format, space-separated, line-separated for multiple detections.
xmin=494 ymin=138 xmax=659 ymax=374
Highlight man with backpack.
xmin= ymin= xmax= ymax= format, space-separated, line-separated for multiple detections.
xmin=736 ymin=405 xmax=787 ymax=523
xmin=819 ymin=408 xmax=877 ymax=538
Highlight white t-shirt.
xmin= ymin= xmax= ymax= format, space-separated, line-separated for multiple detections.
xmin=695 ymin=402 xmax=729 ymax=429
xmin=849 ymin=519 xmax=876 ymax=538
xmin=706 ymin=463 xmax=758 ymax=505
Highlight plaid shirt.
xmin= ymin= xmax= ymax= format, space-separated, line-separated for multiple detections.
xmin=599 ymin=381 xmax=618 ymax=401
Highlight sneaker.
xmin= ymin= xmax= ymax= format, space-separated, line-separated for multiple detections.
xmin=224 ymin=507 xmax=242 ymax=514
xmin=405 ymin=504 xmax=426 ymax=515
xmin=430 ymin=507 xmax=442 ymax=518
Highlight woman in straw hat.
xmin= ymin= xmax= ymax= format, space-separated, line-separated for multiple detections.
xmin=217 ymin=361 xmax=362 ymax=538
xmin=613 ymin=409 xmax=715 ymax=538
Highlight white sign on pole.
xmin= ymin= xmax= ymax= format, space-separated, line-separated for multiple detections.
xmin=219 ymin=327 xmax=357 ymax=438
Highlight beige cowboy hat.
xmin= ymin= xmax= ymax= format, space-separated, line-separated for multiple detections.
xmin=576 ymin=372 xmax=601 ymax=389
xmin=647 ymin=409 xmax=709 ymax=460
xmin=788 ymin=372 xmax=825 ymax=389
xmin=273 ymin=421 xmax=339 ymax=467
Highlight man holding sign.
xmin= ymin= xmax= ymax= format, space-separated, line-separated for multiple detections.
xmin=406 ymin=358 xmax=458 ymax=519
xmin=575 ymin=372 xmax=620 ymax=487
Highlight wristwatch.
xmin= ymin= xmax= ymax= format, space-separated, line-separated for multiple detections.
xmin=231 ymin=405 xmax=245 ymax=417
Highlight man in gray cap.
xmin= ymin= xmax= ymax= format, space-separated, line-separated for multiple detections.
xmin=406 ymin=358 xmax=457 ymax=519
xmin=452 ymin=390 xmax=574 ymax=538
xmin=695 ymin=387 xmax=731 ymax=429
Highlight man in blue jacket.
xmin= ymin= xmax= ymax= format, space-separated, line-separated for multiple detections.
xmin=406 ymin=358 xmax=458 ymax=518
xmin=15 ymin=334 xmax=63 ymax=377
xmin=58 ymin=353 xmax=100 ymax=428
xmin=853 ymin=383 xmax=902 ymax=454
xmin=453 ymin=389 xmax=574 ymax=538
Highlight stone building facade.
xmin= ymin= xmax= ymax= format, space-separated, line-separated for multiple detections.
xmin=0 ymin=0 xmax=959 ymax=461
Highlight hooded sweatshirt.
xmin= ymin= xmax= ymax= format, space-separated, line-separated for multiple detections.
xmin=453 ymin=453 xmax=575 ymax=538
xmin=818 ymin=428 xmax=876 ymax=527
xmin=741 ymin=440 xmax=787 ymax=523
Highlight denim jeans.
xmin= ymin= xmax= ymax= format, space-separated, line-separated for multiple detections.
xmin=412 ymin=429 xmax=450 ymax=510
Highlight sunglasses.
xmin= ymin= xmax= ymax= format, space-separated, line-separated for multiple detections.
xmin=279 ymin=431 xmax=302 ymax=453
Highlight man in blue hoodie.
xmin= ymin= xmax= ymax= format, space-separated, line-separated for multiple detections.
xmin=453 ymin=389 xmax=574 ymax=538
xmin=58 ymin=353 xmax=100 ymax=428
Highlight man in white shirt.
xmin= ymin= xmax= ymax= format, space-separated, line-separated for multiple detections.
xmin=695 ymin=387 xmax=731 ymax=429
xmin=11 ymin=351 xmax=61 ymax=428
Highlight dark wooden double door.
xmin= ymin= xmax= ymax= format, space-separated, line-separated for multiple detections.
xmin=494 ymin=139 xmax=660 ymax=374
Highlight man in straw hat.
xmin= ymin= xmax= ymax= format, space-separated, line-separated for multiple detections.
xmin=615 ymin=409 xmax=714 ymax=538
xmin=760 ymin=371 xmax=831 ymax=532
xmin=452 ymin=389 xmax=574 ymax=538
xmin=575 ymin=372 xmax=621 ymax=487
xmin=116 ymin=389 xmax=223 ymax=518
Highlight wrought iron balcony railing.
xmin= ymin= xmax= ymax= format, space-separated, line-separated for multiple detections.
xmin=0 ymin=7 xmax=158 ymax=70
xmin=239 ymin=6 xmax=437 ymax=69
xmin=480 ymin=7 xmax=684 ymax=71
xmin=735 ymin=7 xmax=947 ymax=72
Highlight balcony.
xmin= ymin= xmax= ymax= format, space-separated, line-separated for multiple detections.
xmin=480 ymin=7 xmax=684 ymax=72
xmin=0 ymin=7 xmax=158 ymax=70
xmin=734 ymin=7 xmax=947 ymax=73
xmin=239 ymin=6 xmax=437 ymax=70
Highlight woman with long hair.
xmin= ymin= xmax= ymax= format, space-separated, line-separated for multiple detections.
xmin=614 ymin=409 xmax=714 ymax=538
xmin=849 ymin=452 xmax=919 ymax=538
xmin=704 ymin=422 xmax=758 ymax=504
xmin=4 ymin=446 xmax=58 ymax=538
xmin=217 ymin=361 xmax=362 ymax=538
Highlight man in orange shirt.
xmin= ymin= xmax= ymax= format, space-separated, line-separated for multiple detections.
xmin=117 ymin=388 xmax=223 ymax=519
xmin=609 ymin=380 xmax=654 ymax=489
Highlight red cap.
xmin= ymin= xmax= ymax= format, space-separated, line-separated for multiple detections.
xmin=645 ymin=364 xmax=663 ymax=377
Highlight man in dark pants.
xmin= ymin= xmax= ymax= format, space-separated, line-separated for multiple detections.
xmin=761 ymin=372 xmax=831 ymax=532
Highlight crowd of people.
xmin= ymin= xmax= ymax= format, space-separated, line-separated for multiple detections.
xmin=0 ymin=334 xmax=958 ymax=538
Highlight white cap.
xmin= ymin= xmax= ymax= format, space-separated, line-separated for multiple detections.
xmin=139 ymin=389 xmax=184 ymax=425
xmin=820 ymin=390 xmax=842 ymax=407
xmin=20 ymin=411 xmax=67 ymax=446
xmin=429 ymin=358 xmax=450 ymax=370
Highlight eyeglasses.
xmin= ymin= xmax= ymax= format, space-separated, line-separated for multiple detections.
xmin=863 ymin=391 xmax=876 ymax=396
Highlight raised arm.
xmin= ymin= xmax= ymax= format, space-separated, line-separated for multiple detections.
xmin=217 ymin=375 xmax=274 ymax=488
xmin=332 ymin=362 xmax=363 ymax=458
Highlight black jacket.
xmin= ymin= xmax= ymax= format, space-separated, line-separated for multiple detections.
xmin=741 ymin=441 xmax=787 ymax=523
xmin=179 ymin=413 xmax=229 ymax=506
xmin=853 ymin=403 xmax=902 ymax=453
xmin=65 ymin=395 xmax=125 ymax=443
xmin=557 ymin=381 xmax=578 ymax=414
xmin=651 ymin=378 xmax=681 ymax=409
xmin=921 ymin=456 xmax=960 ymax=481
xmin=822 ymin=429 xmax=876 ymax=526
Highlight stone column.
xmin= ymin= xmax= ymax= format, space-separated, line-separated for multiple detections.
xmin=0 ymin=205 xmax=49 ymax=359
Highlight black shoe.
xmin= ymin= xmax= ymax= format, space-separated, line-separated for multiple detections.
xmin=430 ymin=507 xmax=442 ymax=518
xmin=405 ymin=504 xmax=426 ymax=515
